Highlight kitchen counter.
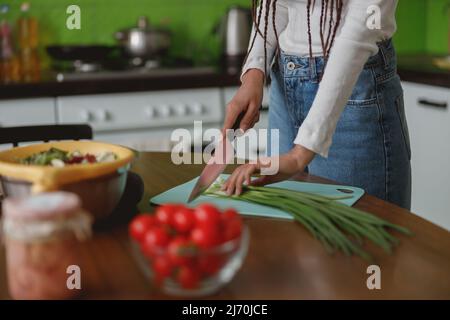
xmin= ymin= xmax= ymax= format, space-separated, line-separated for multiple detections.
xmin=397 ymin=54 xmax=450 ymax=88
xmin=0 ymin=55 xmax=448 ymax=100
xmin=0 ymin=67 xmax=241 ymax=100
xmin=1 ymin=152 xmax=449 ymax=299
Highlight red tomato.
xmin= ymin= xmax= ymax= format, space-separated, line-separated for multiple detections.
xmin=142 ymin=227 xmax=170 ymax=257
xmin=222 ymin=208 xmax=239 ymax=222
xmin=129 ymin=214 xmax=157 ymax=242
xmin=172 ymin=207 xmax=195 ymax=233
xmin=85 ymin=154 xmax=97 ymax=163
xmin=223 ymin=218 xmax=242 ymax=242
xmin=177 ymin=266 xmax=200 ymax=289
xmin=152 ymin=255 xmax=173 ymax=278
xmin=168 ymin=236 xmax=196 ymax=266
xmin=191 ymin=226 xmax=221 ymax=248
xmin=66 ymin=156 xmax=84 ymax=164
xmin=198 ymin=255 xmax=224 ymax=276
xmin=155 ymin=204 xmax=181 ymax=226
xmin=194 ymin=204 xmax=221 ymax=228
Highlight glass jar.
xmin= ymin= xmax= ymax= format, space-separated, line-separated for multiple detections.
xmin=1 ymin=192 xmax=92 ymax=300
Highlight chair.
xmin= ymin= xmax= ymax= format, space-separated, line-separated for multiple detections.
xmin=0 ymin=124 xmax=93 ymax=147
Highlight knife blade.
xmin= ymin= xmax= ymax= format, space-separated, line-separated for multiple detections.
xmin=187 ymin=111 xmax=246 ymax=203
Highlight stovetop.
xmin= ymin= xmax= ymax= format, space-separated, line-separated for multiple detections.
xmin=54 ymin=66 xmax=217 ymax=82
xmin=49 ymin=55 xmax=219 ymax=83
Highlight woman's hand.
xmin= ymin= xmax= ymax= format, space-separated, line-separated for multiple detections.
xmin=222 ymin=69 xmax=265 ymax=133
xmin=223 ymin=145 xmax=316 ymax=196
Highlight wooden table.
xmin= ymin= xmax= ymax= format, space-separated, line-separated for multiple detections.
xmin=1 ymin=152 xmax=450 ymax=299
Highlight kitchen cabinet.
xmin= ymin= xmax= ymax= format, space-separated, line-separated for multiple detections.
xmin=402 ymin=82 xmax=450 ymax=231
xmin=0 ymin=98 xmax=57 ymax=150
xmin=57 ymin=88 xmax=224 ymax=152
xmin=0 ymin=98 xmax=56 ymax=127
xmin=57 ymin=88 xmax=223 ymax=132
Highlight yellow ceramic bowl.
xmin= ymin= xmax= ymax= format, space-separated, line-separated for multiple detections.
xmin=0 ymin=141 xmax=135 ymax=219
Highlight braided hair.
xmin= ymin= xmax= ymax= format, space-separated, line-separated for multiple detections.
xmin=244 ymin=0 xmax=344 ymax=78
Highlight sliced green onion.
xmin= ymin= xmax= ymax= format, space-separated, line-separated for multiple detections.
xmin=204 ymin=178 xmax=411 ymax=261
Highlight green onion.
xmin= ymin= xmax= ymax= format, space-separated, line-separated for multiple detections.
xmin=204 ymin=178 xmax=412 ymax=261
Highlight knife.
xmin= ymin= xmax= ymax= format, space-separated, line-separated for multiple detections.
xmin=187 ymin=111 xmax=246 ymax=203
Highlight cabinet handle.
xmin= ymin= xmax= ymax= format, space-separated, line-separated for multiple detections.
xmin=418 ymin=98 xmax=448 ymax=109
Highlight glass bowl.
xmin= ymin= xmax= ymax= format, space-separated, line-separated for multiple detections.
xmin=131 ymin=225 xmax=250 ymax=297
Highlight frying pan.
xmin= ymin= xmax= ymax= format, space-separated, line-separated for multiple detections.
xmin=46 ymin=45 xmax=121 ymax=62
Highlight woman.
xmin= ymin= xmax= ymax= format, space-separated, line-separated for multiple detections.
xmin=222 ymin=0 xmax=411 ymax=209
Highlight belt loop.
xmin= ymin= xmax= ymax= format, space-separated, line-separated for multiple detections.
xmin=378 ymin=40 xmax=390 ymax=70
xmin=309 ymin=57 xmax=317 ymax=82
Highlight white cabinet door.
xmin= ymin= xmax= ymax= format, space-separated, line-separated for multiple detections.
xmin=0 ymin=98 xmax=56 ymax=127
xmin=57 ymin=89 xmax=223 ymax=132
xmin=402 ymin=82 xmax=450 ymax=230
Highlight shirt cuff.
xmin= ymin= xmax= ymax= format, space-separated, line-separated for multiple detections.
xmin=240 ymin=56 xmax=267 ymax=83
xmin=294 ymin=122 xmax=332 ymax=158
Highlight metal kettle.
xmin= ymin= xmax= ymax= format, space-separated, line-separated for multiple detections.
xmin=219 ymin=6 xmax=252 ymax=58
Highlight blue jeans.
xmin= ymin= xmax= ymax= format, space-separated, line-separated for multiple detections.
xmin=267 ymin=40 xmax=412 ymax=209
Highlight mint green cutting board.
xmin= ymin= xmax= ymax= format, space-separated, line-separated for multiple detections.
xmin=150 ymin=174 xmax=365 ymax=220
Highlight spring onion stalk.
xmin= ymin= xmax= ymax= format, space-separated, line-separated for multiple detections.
xmin=204 ymin=178 xmax=412 ymax=261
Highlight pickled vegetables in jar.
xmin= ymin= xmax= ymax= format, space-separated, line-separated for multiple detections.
xmin=1 ymin=192 xmax=93 ymax=300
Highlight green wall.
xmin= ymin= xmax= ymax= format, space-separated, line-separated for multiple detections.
xmin=425 ymin=0 xmax=449 ymax=54
xmin=394 ymin=0 xmax=428 ymax=54
xmin=2 ymin=0 xmax=449 ymax=64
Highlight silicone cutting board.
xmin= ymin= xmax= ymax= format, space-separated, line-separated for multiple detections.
xmin=150 ymin=174 xmax=365 ymax=220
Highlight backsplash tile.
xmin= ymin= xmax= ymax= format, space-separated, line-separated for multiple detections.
xmin=1 ymin=0 xmax=448 ymax=63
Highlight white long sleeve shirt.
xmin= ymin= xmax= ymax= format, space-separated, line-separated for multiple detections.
xmin=242 ymin=0 xmax=398 ymax=157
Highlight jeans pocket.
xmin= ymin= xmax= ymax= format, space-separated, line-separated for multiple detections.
xmin=395 ymin=94 xmax=412 ymax=160
xmin=347 ymin=68 xmax=378 ymax=107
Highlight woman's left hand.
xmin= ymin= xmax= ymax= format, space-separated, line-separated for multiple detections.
xmin=222 ymin=144 xmax=316 ymax=196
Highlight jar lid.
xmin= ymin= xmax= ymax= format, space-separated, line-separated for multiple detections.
xmin=2 ymin=192 xmax=82 ymax=222
xmin=2 ymin=192 xmax=92 ymax=242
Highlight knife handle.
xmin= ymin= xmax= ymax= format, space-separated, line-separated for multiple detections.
xmin=231 ymin=111 xmax=246 ymax=131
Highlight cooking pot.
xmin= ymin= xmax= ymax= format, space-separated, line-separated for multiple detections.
xmin=115 ymin=16 xmax=171 ymax=58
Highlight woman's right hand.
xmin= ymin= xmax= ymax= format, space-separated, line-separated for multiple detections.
xmin=222 ymin=69 xmax=265 ymax=134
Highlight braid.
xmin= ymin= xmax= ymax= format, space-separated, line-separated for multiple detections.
xmin=325 ymin=0 xmax=334 ymax=52
xmin=319 ymin=0 xmax=326 ymax=57
xmin=263 ymin=0 xmax=272 ymax=76
xmin=326 ymin=0 xmax=343 ymax=57
xmin=243 ymin=0 xmax=264 ymax=67
xmin=272 ymin=0 xmax=280 ymax=55
xmin=243 ymin=0 xmax=344 ymax=82
xmin=306 ymin=0 xmax=313 ymax=59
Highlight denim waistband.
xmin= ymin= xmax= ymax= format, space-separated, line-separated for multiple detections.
xmin=279 ymin=39 xmax=395 ymax=81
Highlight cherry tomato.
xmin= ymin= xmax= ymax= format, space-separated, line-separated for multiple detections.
xmin=66 ymin=156 xmax=84 ymax=164
xmin=155 ymin=204 xmax=181 ymax=226
xmin=223 ymin=218 xmax=242 ymax=242
xmin=191 ymin=226 xmax=221 ymax=248
xmin=194 ymin=204 xmax=221 ymax=228
xmin=177 ymin=266 xmax=200 ymax=289
xmin=168 ymin=236 xmax=196 ymax=266
xmin=85 ymin=154 xmax=97 ymax=163
xmin=129 ymin=214 xmax=157 ymax=242
xmin=222 ymin=208 xmax=239 ymax=222
xmin=142 ymin=227 xmax=170 ymax=257
xmin=198 ymin=255 xmax=224 ymax=276
xmin=172 ymin=207 xmax=195 ymax=233
xmin=152 ymin=255 xmax=173 ymax=278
